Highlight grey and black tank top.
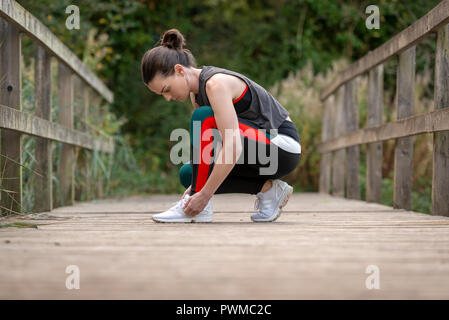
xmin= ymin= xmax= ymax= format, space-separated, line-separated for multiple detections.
xmin=194 ymin=65 xmax=289 ymax=130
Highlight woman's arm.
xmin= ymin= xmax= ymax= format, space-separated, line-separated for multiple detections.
xmin=200 ymin=77 xmax=243 ymax=197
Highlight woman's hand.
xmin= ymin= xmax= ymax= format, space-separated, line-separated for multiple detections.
xmin=183 ymin=190 xmax=212 ymax=216
xmin=182 ymin=186 xmax=191 ymax=199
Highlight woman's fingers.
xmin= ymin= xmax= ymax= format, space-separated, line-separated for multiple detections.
xmin=182 ymin=186 xmax=191 ymax=199
xmin=183 ymin=197 xmax=192 ymax=214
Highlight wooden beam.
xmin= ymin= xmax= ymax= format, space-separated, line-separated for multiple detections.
xmin=89 ymin=91 xmax=104 ymax=199
xmin=74 ymin=76 xmax=91 ymax=202
xmin=0 ymin=0 xmax=113 ymax=103
xmin=0 ymin=20 xmax=21 ymax=215
xmin=432 ymin=24 xmax=449 ymax=216
xmin=394 ymin=46 xmax=416 ymax=211
xmin=321 ymin=0 xmax=449 ymax=101
xmin=344 ymin=78 xmax=360 ymax=200
xmin=366 ymin=65 xmax=383 ymax=203
xmin=332 ymin=86 xmax=345 ymax=197
xmin=0 ymin=104 xmax=113 ymax=152
xmin=317 ymin=107 xmax=449 ymax=153
xmin=319 ymin=95 xmax=334 ymax=194
xmin=57 ymin=63 xmax=74 ymax=207
xmin=34 ymin=45 xmax=52 ymax=212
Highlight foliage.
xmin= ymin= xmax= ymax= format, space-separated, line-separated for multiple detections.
xmin=7 ymin=0 xmax=441 ymax=214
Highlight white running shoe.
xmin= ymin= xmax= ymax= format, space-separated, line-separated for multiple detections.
xmin=152 ymin=194 xmax=213 ymax=223
xmin=251 ymin=179 xmax=293 ymax=222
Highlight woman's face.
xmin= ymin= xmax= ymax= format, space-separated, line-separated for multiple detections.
xmin=146 ymin=64 xmax=190 ymax=102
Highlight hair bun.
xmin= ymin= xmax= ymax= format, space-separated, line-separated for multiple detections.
xmin=161 ymin=28 xmax=185 ymax=50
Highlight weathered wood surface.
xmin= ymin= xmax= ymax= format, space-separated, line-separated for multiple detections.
xmin=0 ymin=21 xmax=22 ymax=214
xmin=393 ymin=46 xmax=415 ymax=211
xmin=74 ymin=77 xmax=91 ymax=202
xmin=34 ymin=45 xmax=53 ymax=213
xmin=57 ymin=63 xmax=75 ymax=207
xmin=1 ymin=193 xmax=449 ymax=299
xmin=321 ymin=0 xmax=449 ymax=100
xmin=0 ymin=104 xmax=113 ymax=153
xmin=332 ymin=87 xmax=345 ymax=197
xmin=432 ymin=24 xmax=449 ymax=216
xmin=0 ymin=0 xmax=113 ymax=103
xmin=317 ymin=107 xmax=449 ymax=153
xmin=319 ymin=95 xmax=333 ymax=194
xmin=366 ymin=65 xmax=383 ymax=203
xmin=344 ymin=79 xmax=360 ymax=200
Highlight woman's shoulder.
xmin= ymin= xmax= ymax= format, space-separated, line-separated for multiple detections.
xmin=206 ymin=72 xmax=248 ymax=101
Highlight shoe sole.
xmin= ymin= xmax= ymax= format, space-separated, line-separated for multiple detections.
xmin=152 ymin=216 xmax=213 ymax=223
xmin=251 ymin=184 xmax=293 ymax=222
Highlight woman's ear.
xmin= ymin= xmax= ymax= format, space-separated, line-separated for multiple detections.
xmin=174 ymin=64 xmax=185 ymax=76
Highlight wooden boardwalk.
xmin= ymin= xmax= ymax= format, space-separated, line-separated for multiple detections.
xmin=1 ymin=193 xmax=449 ymax=299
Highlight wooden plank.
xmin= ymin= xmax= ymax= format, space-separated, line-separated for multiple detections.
xmin=393 ymin=46 xmax=416 ymax=211
xmin=0 ymin=104 xmax=113 ymax=152
xmin=317 ymin=107 xmax=449 ymax=153
xmin=366 ymin=65 xmax=383 ymax=203
xmin=89 ymin=91 xmax=104 ymax=199
xmin=344 ymin=78 xmax=360 ymax=200
xmin=0 ymin=0 xmax=113 ymax=103
xmin=319 ymin=95 xmax=333 ymax=194
xmin=0 ymin=20 xmax=21 ymax=215
xmin=74 ymin=77 xmax=91 ymax=201
xmin=2 ymin=194 xmax=449 ymax=299
xmin=321 ymin=0 xmax=449 ymax=101
xmin=34 ymin=45 xmax=52 ymax=212
xmin=432 ymin=24 xmax=449 ymax=216
xmin=57 ymin=63 xmax=74 ymax=207
xmin=332 ymin=86 xmax=345 ymax=197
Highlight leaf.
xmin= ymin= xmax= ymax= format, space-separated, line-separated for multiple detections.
xmin=0 ymin=222 xmax=38 ymax=229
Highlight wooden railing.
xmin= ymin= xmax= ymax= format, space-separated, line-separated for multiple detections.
xmin=0 ymin=0 xmax=114 ymax=215
xmin=318 ymin=0 xmax=449 ymax=216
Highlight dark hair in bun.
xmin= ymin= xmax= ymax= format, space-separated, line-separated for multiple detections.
xmin=141 ymin=28 xmax=197 ymax=85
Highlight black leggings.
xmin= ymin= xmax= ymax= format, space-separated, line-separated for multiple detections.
xmin=179 ymin=106 xmax=301 ymax=195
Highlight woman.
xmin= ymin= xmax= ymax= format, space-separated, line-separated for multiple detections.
xmin=141 ymin=29 xmax=301 ymax=223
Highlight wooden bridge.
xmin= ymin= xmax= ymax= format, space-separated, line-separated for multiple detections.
xmin=1 ymin=0 xmax=449 ymax=299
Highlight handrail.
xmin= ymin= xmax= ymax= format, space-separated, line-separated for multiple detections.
xmin=318 ymin=107 xmax=449 ymax=153
xmin=0 ymin=0 xmax=114 ymax=103
xmin=320 ymin=0 xmax=449 ymax=101
xmin=0 ymin=104 xmax=114 ymax=153
xmin=318 ymin=0 xmax=449 ymax=216
xmin=0 ymin=1 xmax=115 ymax=215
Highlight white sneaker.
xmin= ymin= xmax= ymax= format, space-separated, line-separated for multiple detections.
xmin=152 ymin=194 xmax=213 ymax=223
xmin=251 ymin=179 xmax=293 ymax=222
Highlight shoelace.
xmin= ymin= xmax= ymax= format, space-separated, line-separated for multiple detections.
xmin=254 ymin=181 xmax=280 ymax=212
xmin=168 ymin=196 xmax=188 ymax=210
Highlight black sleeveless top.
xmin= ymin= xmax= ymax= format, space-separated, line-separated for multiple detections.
xmin=233 ymin=85 xmax=300 ymax=143
xmin=195 ymin=66 xmax=289 ymax=130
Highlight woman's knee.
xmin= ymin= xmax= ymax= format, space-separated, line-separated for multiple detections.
xmin=191 ymin=106 xmax=214 ymax=123
xmin=190 ymin=106 xmax=217 ymax=147
xmin=278 ymin=152 xmax=301 ymax=178
xmin=179 ymin=161 xmax=192 ymax=189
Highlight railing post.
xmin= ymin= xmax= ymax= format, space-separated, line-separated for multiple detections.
xmin=319 ymin=95 xmax=334 ymax=194
xmin=0 ymin=20 xmax=22 ymax=215
xmin=393 ymin=46 xmax=416 ymax=211
xmin=366 ymin=64 xmax=384 ymax=203
xmin=34 ymin=45 xmax=52 ymax=212
xmin=432 ymin=24 xmax=449 ymax=216
xmin=74 ymin=77 xmax=91 ymax=202
xmin=345 ymin=78 xmax=360 ymax=200
xmin=90 ymin=90 xmax=103 ymax=199
xmin=332 ymin=86 xmax=346 ymax=197
xmin=56 ymin=63 xmax=74 ymax=207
